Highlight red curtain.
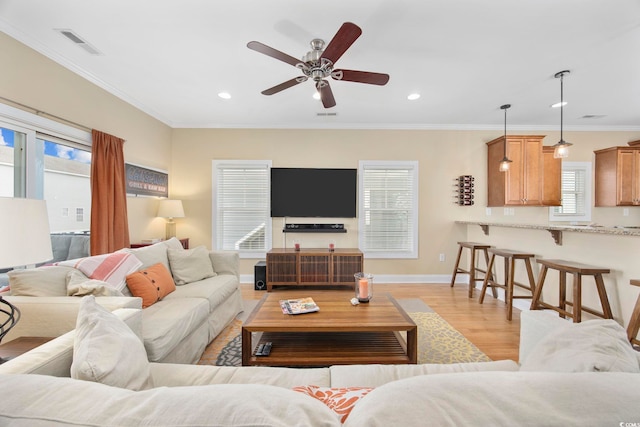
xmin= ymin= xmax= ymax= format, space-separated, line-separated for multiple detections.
xmin=90 ymin=130 xmax=130 ymax=255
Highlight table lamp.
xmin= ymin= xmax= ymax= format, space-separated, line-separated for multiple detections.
xmin=157 ymin=199 xmax=185 ymax=240
xmin=0 ymin=197 xmax=53 ymax=360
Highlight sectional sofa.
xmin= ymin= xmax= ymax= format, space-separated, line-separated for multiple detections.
xmin=1 ymin=237 xmax=242 ymax=364
xmin=1 ymin=301 xmax=639 ymax=426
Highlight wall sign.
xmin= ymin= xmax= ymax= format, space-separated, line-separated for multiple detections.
xmin=125 ymin=163 xmax=168 ymax=197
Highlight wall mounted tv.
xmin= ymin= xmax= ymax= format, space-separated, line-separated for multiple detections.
xmin=270 ymin=168 xmax=357 ymax=218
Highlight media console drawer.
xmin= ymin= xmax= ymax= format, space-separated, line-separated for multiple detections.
xmin=266 ymin=248 xmax=363 ymax=291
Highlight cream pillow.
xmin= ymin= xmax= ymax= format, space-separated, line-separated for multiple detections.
xmin=66 ymin=269 xmax=124 ymax=297
xmin=8 ymin=266 xmax=74 ymax=296
xmin=167 ymin=245 xmax=216 ymax=285
xmin=71 ymin=296 xmax=153 ymax=390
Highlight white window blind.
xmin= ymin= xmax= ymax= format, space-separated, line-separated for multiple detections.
xmin=212 ymin=160 xmax=272 ymax=257
xmin=549 ymin=162 xmax=591 ymax=222
xmin=358 ymin=160 xmax=418 ymax=259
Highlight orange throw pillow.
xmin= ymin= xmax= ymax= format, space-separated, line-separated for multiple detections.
xmin=125 ymin=263 xmax=176 ymax=308
xmin=292 ymin=386 xmax=373 ymax=423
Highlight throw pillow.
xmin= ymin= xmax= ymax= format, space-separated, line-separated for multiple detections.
xmin=66 ymin=269 xmax=124 ymax=297
xmin=125 ymin=263 xmax=176 ymax=308
xmin=60 ymin=252 xmax=143 ymax=293
xmin=520 ymin=318 xmax=640 ymax=373
xmin=167 ymin=245 xmax=216 ymax=285
xmin=123 ymin=241 xmax=170 ymax=271
xmin=71 ymin=295 xmax=153 ymax=390
xmin=292 ymin=385 xmax=373 ymax=423
xmin=8 ymin=266 xmax=75 ymax=296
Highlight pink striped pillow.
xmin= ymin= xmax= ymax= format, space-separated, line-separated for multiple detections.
xmin=64 ymin=252 xmax=142 ymax=293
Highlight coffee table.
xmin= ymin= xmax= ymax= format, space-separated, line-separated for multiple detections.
xmin=241 ymin=291 xmax=417 ymax=366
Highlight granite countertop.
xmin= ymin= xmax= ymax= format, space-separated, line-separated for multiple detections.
xmin=455 ymin=221 xmax=640 ymax=245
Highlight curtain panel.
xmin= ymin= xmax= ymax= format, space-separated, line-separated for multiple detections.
xmin=90 ymin=130 xmax=130 ymax=255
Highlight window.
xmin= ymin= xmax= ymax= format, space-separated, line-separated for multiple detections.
xmin=0 ymin=103 xmax=92 ymax=232
xmin=549 ymin=162 xmax=592 ymax=222
xmin=358 ymin=160 xmax=418 ymax=258
xmin=212 ymin=160 xmax=272 ymax=258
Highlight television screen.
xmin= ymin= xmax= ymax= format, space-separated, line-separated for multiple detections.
xmin=271 ymin=168 xmax=357 ymax=218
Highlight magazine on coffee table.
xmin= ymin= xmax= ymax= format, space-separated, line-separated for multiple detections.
xmin=279 ymin=297 xmax=320 ymax=315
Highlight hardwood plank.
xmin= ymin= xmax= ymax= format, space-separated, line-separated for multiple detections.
xmin=242 ymin=282 xmax=520 ymax=362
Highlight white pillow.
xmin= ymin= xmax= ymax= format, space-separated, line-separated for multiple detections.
xmin=520 ymin=319 xmax=640 ymax=372
xmin=71 ymin=295 xmax=153 ymax=390
xmin=66 ymin=269 xmax=124 ymax=297
xmin=59 ymin=252 xmax=143 ymax=293
xmin=167 ymin=245 xmax=216 ymax=285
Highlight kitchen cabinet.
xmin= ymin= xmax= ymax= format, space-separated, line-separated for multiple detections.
xmin=594 ymin=145 xmax=640 ymax=206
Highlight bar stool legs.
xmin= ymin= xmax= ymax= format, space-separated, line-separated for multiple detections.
xmin=530 ymin=259 xmax=612 ymax=323
xmin=450 ymin=242 xmax=494 ymax=298
xmin=479 ymin=248 xmax=537 ymax=320
xmin=626 ymin=280 xmax=640 ymax=347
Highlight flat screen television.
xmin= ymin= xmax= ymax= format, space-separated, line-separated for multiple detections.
xmin=270 ymin=168 xmax=357 ymax=218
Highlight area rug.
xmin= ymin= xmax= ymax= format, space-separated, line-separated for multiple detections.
xmin=198 ymin=299 xmax=490 ymax=366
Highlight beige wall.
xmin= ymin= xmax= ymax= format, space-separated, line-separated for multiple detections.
xmin=0 ymin=33 xmax=172 ymax=241
xmin=5 ymin=31 xmax=640 ymax=328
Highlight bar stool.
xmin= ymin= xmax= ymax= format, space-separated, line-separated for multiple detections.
xmin=479 ymin=248 xmax=537 ymax=320
xmin=627 ymin=280 xmax=640 ymax=347
xmin=530 ymin=259 xmax=613 ymax=323
xmin=450 ymin=242 xmax=494 ymax=298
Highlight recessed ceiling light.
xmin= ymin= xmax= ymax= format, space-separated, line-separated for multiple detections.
xmin=407 ymin=93 xmax=421 ymax=101
xmin=551 ymin=101 xmax=567 ymax=108
xmin=218 ymin=92 xmax=231 ymax=99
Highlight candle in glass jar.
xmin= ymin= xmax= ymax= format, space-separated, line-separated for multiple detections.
xmin=358 ymin=278 xmax=369 ymax=299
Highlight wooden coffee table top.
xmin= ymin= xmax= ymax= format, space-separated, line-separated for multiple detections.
xmin=241 ymin=291 xmax=417 ymax=366
xmin=243 ymin=290 xmax=416 ymax=333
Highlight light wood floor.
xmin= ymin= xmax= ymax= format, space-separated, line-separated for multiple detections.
xmin=240 ymin=282 xmax=521 ymax=362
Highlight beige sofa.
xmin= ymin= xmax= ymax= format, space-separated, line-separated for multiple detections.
xmin=1 ymin=307 xmax=639 ymax=425
xmin=1 ymin=238 xmax=243 ymax=364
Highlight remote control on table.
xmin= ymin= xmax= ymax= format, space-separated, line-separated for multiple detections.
xmin=255 ymin=343 xmax=265 ymax=356
xmin=261 ymin=342 xmax=272 ymax=356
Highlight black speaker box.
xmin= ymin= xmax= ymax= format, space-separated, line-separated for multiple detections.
xmin=254 ymin=261 xmax=267 ymax=291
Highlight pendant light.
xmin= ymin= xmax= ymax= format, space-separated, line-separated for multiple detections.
xmin=552 ymin=70 xmax=572 ymax=158
xmin=499 ymin=104 xmax=512 ymax=172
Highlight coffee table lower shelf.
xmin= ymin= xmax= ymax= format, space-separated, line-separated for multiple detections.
xmin=244 ymin=331 xmax=414 ymax=367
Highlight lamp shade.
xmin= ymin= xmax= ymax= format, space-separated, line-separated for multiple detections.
xmin=0 ymin=198 xmax=53 ymax=269
xmin=157 ymin=199 xmax=185 ymax=219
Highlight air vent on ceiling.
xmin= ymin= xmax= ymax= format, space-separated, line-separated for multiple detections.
xmin=316 ymin=112 xmax=338 ymax=117
xmin=581 ymin=114 xmax=607 ymax=119
xmin=55 ymin=29 xmax=103 ymax=55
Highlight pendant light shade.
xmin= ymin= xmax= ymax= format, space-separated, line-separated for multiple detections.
xmin=552 ymin=70 xmax=572 ymax=159
xmin=499 ymin=104 xmax=512 ymax=172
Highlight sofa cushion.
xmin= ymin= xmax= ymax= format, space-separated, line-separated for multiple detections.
xmin=141 ymin=297 xmax=209 ymax=362
xmin=123 ymin=241 xmax=170 ymax=271
xmin=163 ymin=273 xmax=238 ymax=312
xmin=68 ymin=235 xmax=90 ymax=259
xmin=520 ymin=319 xmax=640 ymax=373
xmin=66 ymin=269 xmax=124 ymax=297
xmin=71 ymin=296 xmax=153 ymax=391
xmin=8 ymin=266 xmax=75 ymax=296
xmin=167 ymin=246 xmax=216 ymax=285
xmin=0 ymin=375 xmax=342 ymax=427
xmin=61 ymin=252 xmax=143 ymax=293
xmin=125 ymin=263 xmax=176 ymax=308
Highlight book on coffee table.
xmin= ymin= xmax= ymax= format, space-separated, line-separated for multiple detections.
xmin=279 ymin=297 xmax=320 ymax=315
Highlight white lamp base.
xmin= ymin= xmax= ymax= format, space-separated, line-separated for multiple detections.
xmin=165 ymin=219 xmax=176 ymax=240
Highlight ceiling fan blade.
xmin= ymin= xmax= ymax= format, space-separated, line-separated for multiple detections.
xmin=262 ymin=77 xmax=308 ymax=95
xmin=316 ymin=80 xmax=336 ymax=108
xmin=247 ymin=41 xmax=302 ymax=68
xmin=332 ymin=69 xmax=390 ymax=86
xmin=320 ymin=22 xmax=362 ymax=64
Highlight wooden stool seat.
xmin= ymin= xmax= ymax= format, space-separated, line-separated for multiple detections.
xmin=530 ymin=259 xmax=613 ymax=323
xmin=450 ymin=242 xmax=494 ymax=298
xmin=626 ymin=280 xmax=640 ymax=347
xmin=479 ymin=248 xmax=536 ymax=320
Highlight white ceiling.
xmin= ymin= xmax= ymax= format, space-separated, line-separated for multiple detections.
xmin=1 ymin=0 xmax=639 ymax=130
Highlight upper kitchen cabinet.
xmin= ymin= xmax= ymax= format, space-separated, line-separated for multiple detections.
xmin=595 ymin=142 xmax=640 ymax=206
xmin=487 ymin=135 xmax=559 ymax=206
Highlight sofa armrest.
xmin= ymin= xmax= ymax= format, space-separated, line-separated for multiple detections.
xmin=2 ymin=296 xmax=142 ymax=342
xmin=209 ymin=251 xmax=239 ymax=278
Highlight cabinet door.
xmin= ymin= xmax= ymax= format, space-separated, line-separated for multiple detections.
xmin=331 ymin=253 xmax=364 ymax=285
xmin=542 ymin=147 xmax=561 ymax=206
xmin=299 ymin=254 xmax=330 ymax=284
xmin=266 ymin=253 xmax=298 ymax=285
xmin=522 ymin=137 xmax=543 ymax=205
xmin=504 ymin=138 xmax=525 ymax=205
xmin=617 ymin=149 xmax=636 ymax=205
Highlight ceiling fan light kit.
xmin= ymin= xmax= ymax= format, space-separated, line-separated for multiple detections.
xmin=247 ymin=22 xmax=389 ymax=108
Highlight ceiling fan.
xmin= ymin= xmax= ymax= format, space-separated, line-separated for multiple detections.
xmin=247 ymin=22 xmax=389 ymax=108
